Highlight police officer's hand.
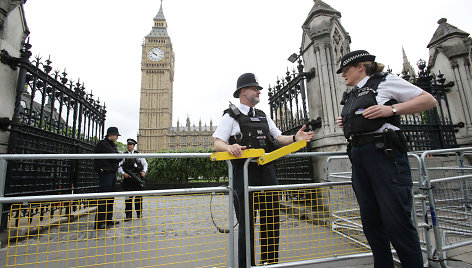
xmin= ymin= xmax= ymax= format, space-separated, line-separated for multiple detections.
xmin=363 ymin=105 xmax=393 ymax=119
xmin=140 ymin=172 xmax=146 ymax=177
xmin=295 ymin=125 xmax=314 ymax=142
xmin=336 ymin=116 xmax=343 ymax=128
xmin=123 ymin=173 xmax=131 ymax=179
xmin=227 ymin=144 xmax=247 ymax=157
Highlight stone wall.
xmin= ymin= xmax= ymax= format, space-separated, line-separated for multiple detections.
xmin=0 ymin=3 xmax=28 ymax=153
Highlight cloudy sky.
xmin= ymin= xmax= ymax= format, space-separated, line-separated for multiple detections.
xmin=23 ymin=0 xmax=471 ymax=142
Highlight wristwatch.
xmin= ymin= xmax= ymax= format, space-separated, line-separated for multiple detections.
xmin=391 ymin=105 xmax=397 ymax=115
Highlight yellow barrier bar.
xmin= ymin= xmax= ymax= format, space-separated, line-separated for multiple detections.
xmin=210 ymin=149 xmax=265 ymax=161
xmin=257 ymin=140 xmax=307 ymax=165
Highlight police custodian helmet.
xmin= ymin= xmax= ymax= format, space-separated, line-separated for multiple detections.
xmin=233 ymin=73 xmax=263 ymax=98
xmin=336 ymin=50 xmax=376 ymax=74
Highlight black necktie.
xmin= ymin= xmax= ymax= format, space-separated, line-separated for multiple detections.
xmin=248 ymin=108 xmax=254 ymax=117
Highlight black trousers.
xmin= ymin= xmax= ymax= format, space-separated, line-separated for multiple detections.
xmin=351 ymin=143 xmax=423 ymax=268
xmin=96 ymin=172 xmax=116 ymax=225
xmin=124 ymin=196 xmax=143 ymax=218
xmin=232 ymin=161 xmax=280 ymax=268
xmin=122 ymin=178 xmax=144 ymax=218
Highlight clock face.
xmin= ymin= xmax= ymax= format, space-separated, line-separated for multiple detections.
xmin=148 ymin=47 xmax=164 ymax=61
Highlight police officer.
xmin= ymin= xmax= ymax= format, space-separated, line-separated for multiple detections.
xmin=336 ymin=50 xmax=437 ymax=268
xmin=213 ymin=73 xmax=314 ymax=267
xmin=118 ymin=138 xmax=148 ymax=220
xmin=94 ymin=126 xmax=122 ymax=229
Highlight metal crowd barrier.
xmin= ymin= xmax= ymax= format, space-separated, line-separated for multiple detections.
xmin=1 ymin=147 xmax=470 ymax=267
xmin=419 ymin=147 xmax=472 ymax=267
xmin=0 ymin=149 xmax=371 ymax=268
xmin=325 ymin=153 xmax=428 ymax=263
xmin=0 ymin=153 xmax=236 ymax=267
xmin=326 ymin=147 xmax=472 ymax=268
xmin=229 ymin=151 xmax=366 ymax=268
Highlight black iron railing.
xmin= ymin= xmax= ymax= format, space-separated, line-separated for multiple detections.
xmin=1 ymin=40 xmax=106 ymax=196
xmin=1 ymin=40 xmax=106 ymax=230
xmin=268 ymin=59 xmax=318 ymax=183
xmin=400 ymin=59 xmax=461 ymax=151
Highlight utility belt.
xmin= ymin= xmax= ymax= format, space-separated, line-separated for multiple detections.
xmin=347 ymin=129 xmax=408 ymax=162
xmin=351 ymin=129 xmax=407 ymax=151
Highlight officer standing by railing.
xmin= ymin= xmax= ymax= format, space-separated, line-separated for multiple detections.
xmin=336 ymin=50 xmax=437 ymax=268
xmin=93 ymin=127 xmax=122 ymax=230
xmin=213 ymin=73 xmax=314 ymax=267
xmin=118 ymin=138 xmax=148 ymax=220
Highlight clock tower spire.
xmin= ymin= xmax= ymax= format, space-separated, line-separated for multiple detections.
xmin=137 ymin=1 xmax=175 ymax=153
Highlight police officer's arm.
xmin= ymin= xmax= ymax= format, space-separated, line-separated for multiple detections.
xmin=276 ymin=125 xmax=314 ymax=146
xmin=363 ymin=91 xmax=437 ymax=119
xmin=118 ymin=159 xmax=131 ymax=178
xmin=140 ymin=158 xmax=148 ymax=177
xmin=214 ymin=138 xmax=247 ymax=157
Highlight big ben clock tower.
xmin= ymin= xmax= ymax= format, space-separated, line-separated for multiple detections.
xmin=137 ymin=2 xmax=175 ymax=153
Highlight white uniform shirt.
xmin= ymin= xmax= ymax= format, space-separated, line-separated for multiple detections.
xmin=356 ymin=74 xmax=423 ymax=132
xmin=118 ymin=150 xmax=148 ymax=175
xmin=212 ymin=103 xmax=282 ymax=143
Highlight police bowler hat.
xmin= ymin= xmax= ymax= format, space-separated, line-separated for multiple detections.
xmin=233 ymin=73 xmax=263 ymax=98
xmin=127 ymin=138 xmax=137 ymax=145
xmin=336 ymin=50 xmax=376 ymax=74
xmin=106 ymin=127 xmax=121 ymax=136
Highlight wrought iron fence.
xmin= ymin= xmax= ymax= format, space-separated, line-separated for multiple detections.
xmin=268 ymin=59 xmax=318 ymax=183
xmin=400 ymin=59 xmax=461 ymax=151
xmin=0 ymin=40 xmax=106 ymax=229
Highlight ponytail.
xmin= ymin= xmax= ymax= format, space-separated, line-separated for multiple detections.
xmin=362 ymin=61 xmax=385 ymax=75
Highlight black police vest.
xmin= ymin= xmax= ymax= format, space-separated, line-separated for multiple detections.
xmin=340 ymin=73 xmax=401 ymax=139
xmin=224 ymin=108 xmax=279 ymax=152
xmin=122 ymin=152 xmax=144 ymax=174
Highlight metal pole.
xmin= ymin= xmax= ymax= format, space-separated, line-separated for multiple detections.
xmin=409 ymin=153 xmax=434 ymax=264
xmin=0 ymin=159 xmax=7 ymax=229
xmin=227 ymin=160 xmax=235 ymax=268
xmin=421 ymin=151 xmax=446 ymax=267
xmin=243 ymin=158 xmax=252 ymax=268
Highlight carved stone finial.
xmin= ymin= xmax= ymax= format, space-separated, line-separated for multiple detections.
xmin=438 ymin=18 xmax=447 ymax=24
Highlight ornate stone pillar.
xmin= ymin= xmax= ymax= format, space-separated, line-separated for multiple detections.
xmin=0 ymin=2 xmax=28 ymax=154
xmin=428 ymin=18 xmax=472 ymax=147
xmin=300 ymin=0 xmax=351 ymax=179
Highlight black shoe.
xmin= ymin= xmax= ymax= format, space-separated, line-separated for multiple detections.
xmin=95 ymin=223 xmax=106 ymax=230
xmin=106 ymin=220 xmax=120 ymax=227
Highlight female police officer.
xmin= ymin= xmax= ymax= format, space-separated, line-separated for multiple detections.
xmin=336 ymin=50 xmax=437 ymax=268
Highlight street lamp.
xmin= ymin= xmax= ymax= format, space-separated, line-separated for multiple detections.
xmin=287 ymin=53 xmax=298 ymax=63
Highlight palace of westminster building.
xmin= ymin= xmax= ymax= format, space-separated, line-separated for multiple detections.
xmin=137 ymin=4 xmax=216 ymax=153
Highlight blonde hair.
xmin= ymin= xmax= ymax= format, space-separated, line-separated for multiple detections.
xmin=361 ymin=61 xmax=385 ymax=75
